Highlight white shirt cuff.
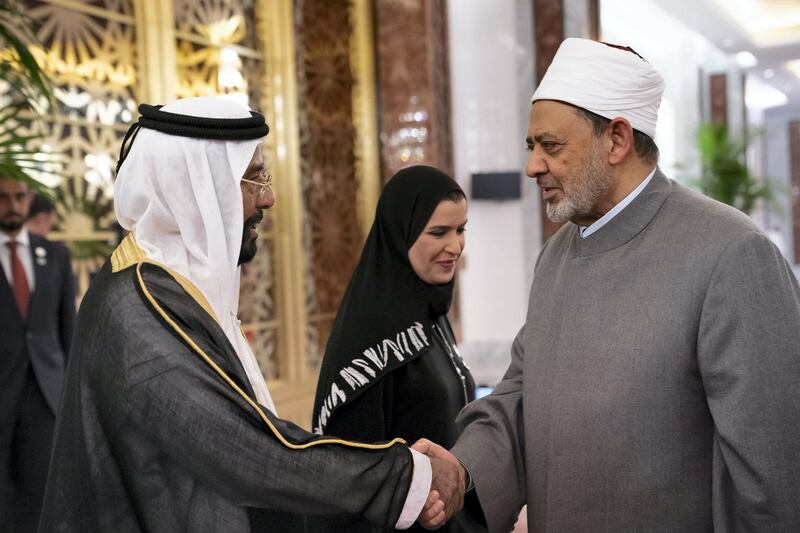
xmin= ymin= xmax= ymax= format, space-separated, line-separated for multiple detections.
xmin=394 ymin=448 xmax=432 ymax=529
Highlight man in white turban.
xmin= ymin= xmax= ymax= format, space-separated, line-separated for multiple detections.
xmin=39 ymin=97 xmax=455 ymax=532
xmin=415 ymin=38 xmax=800 ymax=532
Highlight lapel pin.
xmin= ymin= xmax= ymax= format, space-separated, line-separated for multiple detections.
xmin=35 ymin=246 xmax=47 ymax=266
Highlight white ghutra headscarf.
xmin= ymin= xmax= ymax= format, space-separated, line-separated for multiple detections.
xmin=114 ymin=96 xmax=276 ymax=413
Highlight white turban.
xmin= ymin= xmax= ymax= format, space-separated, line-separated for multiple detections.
xmin=114 ymin=96 xmax=276 ymax=413
xmin=531 ymin=38 xmax=664 ymax=138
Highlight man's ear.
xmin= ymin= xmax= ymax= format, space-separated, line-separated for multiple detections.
xmin=607 ymin=118 xmax=635 ymax=166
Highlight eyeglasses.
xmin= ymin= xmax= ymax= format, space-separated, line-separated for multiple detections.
xmin=240 ymin=169 xmax=273 ymax=196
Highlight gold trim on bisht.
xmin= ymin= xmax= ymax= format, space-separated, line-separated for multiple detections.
xmin=111 ymin=233 xmax=404 ymax=450
xmin=111 ymin=232 xmax=147 ymax=272
xmin=111 ymin=233 xmax=217 ymax=322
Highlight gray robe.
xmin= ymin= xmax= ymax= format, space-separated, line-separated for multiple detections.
xmin=452 ymin=170 xmax=800 ymax=532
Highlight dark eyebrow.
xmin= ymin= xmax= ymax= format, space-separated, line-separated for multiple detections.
xmin=533 ymin=131 xmax=560 ymax=143
xmin=526 ymin=132 xmax=561 ymax=145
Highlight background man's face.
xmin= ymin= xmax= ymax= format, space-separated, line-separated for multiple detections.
xmin=0 ymin=178 xmax=32 ymax=234
xmin=525 ymin=101 xmax=614 ymax=226
xmin=238 ymin=147 xmax=275 ymax=265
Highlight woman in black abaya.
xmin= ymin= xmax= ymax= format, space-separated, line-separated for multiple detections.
xmin=312 ymin=165 xmax=475 ymax=533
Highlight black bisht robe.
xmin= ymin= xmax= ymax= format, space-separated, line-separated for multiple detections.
xmin=39 ymin=237 xmax=413 ymax=533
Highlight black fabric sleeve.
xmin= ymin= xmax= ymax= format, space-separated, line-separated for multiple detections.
xmin=89 ymin=264 xmax=416 ymax=529
xmin=57 ymin=243 xmax=76 ymax=359
xmin=112 ymin=353 xmax=412 ymax=529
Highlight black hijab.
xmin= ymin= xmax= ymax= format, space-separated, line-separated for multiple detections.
xmin=312 ymin=165 xmax=464 ymax=434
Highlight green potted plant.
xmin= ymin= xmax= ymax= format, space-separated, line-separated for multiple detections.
xmin=0 ymin=0 xmax=53 ymax=195
xmin=693 ymin=122 xmax=772 ymax=215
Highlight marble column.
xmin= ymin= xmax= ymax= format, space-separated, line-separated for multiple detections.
xmin=373 ymin=0 xmax=453 ymax=182
xmin=533 ymin=0 xmax=564 ymax=240
xmin=588 ymin=0 xmax=600 ymax=40
xmin=709 ymin=73 xmax=728 ymax=126
xmin=293 ymin=0 xmax=363 ymax=366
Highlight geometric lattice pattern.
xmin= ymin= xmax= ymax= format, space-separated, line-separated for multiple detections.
xmin=7 ymin=0 xmax=377 ymax=394
xmin=5 ymin=1 xmax=281 ymax=377
xmin=10 ymin=0 xmax=139 ymax=298
xmin=173 ymin=0 xmax=279 ymax=379
xmin=240 ymin=230 xmax=278 ymax=379
xmin=174 ymin=0 xmax=262 ymax=107
xmin=294 ymin=0 xmax=363 ymax=372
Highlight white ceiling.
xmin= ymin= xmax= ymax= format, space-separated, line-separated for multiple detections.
xmin=652 ymin=0 xmax=800 ymax=109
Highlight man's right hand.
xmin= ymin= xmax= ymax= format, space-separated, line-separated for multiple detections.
xmin=412 ymin=438 xmax=466 ymax=530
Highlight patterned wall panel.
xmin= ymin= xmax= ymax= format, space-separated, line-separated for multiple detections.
xmin=294 ymin=0 xmax=363 ymax=371
xmin=173 ymin=1 xmax=261 ymax=112
xmin=709 ymin=73 xmax=728 ymax=126
xmin=373 ymin=0 xmax=453 ymax=182
xmin=3 ymin=0 xmax=139 ymax=298
xmin=534 ymin=0 xmax=565 ymax=83
xmin=239 ymin=231 xmax=278 ymax=379
xmin=172 ymin=0 xmax=280 ymax=380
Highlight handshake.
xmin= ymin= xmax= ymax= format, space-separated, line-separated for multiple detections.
xmin=412 ymin=439 xmax=467 ymax=530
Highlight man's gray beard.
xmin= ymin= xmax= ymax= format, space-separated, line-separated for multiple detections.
xmin=545 ymin=145 xmax=613 ymax=224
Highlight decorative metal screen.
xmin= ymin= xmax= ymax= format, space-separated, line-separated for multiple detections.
xmin=4 ymin=0 xmax=139 ymax=298
xmin=5 ymin=0 xmax=380 ymax=421
xmin=173 ymin=0 xmax=279 ymax=379
xmin=294 ymin=0 xmax=363 ymax=371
